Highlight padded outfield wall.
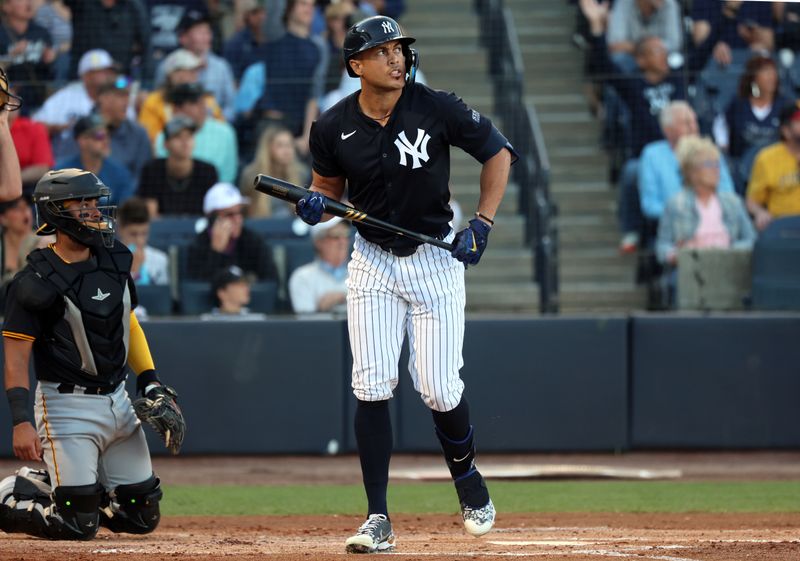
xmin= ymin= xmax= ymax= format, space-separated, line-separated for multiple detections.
xmin=0 ymin=315 xmax=798 ymax=454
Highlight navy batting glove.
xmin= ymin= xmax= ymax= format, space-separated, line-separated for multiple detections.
xmin=295 ymin=190 xmax=326 ymax=225
xmin=451 ymin=218 xmax=491 ymax=266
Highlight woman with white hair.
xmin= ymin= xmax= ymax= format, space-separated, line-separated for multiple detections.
xmin=656 ymin=135 xmax=756 ymax=266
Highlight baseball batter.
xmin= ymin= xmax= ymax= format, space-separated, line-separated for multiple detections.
xmin=0 ymin=169 xmax=184 ymax=540
xmin=295 ymin=16 xmax=516 ymax=553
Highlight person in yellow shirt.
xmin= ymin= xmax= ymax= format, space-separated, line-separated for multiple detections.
xmin=138 ymin=48 xmax=223 ymax=143
xmin=746 ymin=104 xmax=800 ymax=230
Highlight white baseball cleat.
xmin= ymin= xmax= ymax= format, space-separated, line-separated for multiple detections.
xmin=461 ymin=498 xmax=495 ymax=537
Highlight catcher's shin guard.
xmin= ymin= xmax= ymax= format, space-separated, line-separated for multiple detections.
xmin=0 ymin=482 xmax=104 ymax=540
xmin=100 ymin=474 xmax=162 ymax=534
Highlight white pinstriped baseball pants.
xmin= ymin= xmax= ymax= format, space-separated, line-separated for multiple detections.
xmin=346 ymin=231 xmax=465 ymax=412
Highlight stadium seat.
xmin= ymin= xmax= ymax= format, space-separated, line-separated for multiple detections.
xmin=280 ymin=238 xmax=316 ymax=280
xmin=249 ymin=281 xmax=278 ymax=314
xmin=244 ymin=217 xmax=297 ymax=239
xmin=135 ymin=284 xmax=173 ymax=316
xmin=750 ymin=216 xmax=800 ymax=311
xmin=179 ymin=281 xmax=214 ymax=315
xmin=148 ymin=217 xmax=203 ymax=251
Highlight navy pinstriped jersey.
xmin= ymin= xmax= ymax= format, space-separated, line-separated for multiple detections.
xmin=310 ymin=82 xmax=517 ymax=252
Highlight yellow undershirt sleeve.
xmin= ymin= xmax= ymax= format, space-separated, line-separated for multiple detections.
xmin=128 ymin=311 xmax=156 ymax=375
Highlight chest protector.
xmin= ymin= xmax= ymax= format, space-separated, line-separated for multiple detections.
xmin=27 ymin=243 xmax=133 ymax=384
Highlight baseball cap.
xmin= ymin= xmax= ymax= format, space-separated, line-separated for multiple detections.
xmin=178 ymin=9 xmax=212 ymax=34
xmin=78 ymin=49 xmax=115 ymax=77
xmin=165 ymin=82 xmax=206 ymax=105
xmin=163 ymin=115 xmax=198 ymax=140
xmin=211 ymin=265 xmax=248 ymax=293
xmin=73 ymin=113 xmax=107 ymax=139
xmin=162 ymin=48 xmax=203 ymax=75
xmin=203 ymin=182 xmax=250 ymax=215
xmin=97 ymin=75 xmax=132 ymax=95
xmin=310 ymin=217 xmax=348 ymax=240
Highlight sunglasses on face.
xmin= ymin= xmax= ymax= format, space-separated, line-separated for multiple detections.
xmin=696 ymin=159 xmax=720 ymax=169
xmin=217 ymin=209 xmax=243 ymax=219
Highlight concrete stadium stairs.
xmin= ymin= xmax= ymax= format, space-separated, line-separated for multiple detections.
xmin=504 ymin=0 xmax=648 ymax=312
xmin=403 ymin=0 xmax=539 ymax=313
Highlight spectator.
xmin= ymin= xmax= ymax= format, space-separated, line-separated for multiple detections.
xmin=56 ymin=113 xmax=134 ymax=204
xmin=202 ymin=265 xmax=266 ymax=319
xmin=690 ymin=0 xmax=775 ymax=69
xmin=222 ymin=0 xmax=267 ymax=82
xmin=656 ymin=135 xmax=756 ymax=267
xmin=96 ymin=75 xmax=153 ymax=187
xmin=137 ymin=115 xmax=217 ymax=216
xmin=33 ymin=0 xmax=71 ymax=84
xmin=186 ymin=182 xmax=278 ymax=281
xmin=0 ymin=0 xmax=55 ymax=109
xmin=154 ymin=82 xmax=238 ymax=183
xmin=7 ymin=84 xmax=54 ymax=195
xmin=239 ymin=125 xmax=308 ymax=218
xmin=0 ymin=78 xmax=22 ymax=203
xmin=154 ymin=8 xmax=237 ymax=121
xmin=33 ymin=48 xmax=117 ymax=158
xmin=581 ymin=0 xmax=687 ymax=159
xmin=638 ymin=101 xmax=736 ymax=229
xmin=138 ymin=48 xmax=224 ymax=142
xmin=146 ymin=0 xmax=207 ymax=72
xmin=289 ymin=217 xmax=349 ymax=314
xmin=321 ymin=1 xmax=355 ymax=94
xmin=116 ymin=196 xmax=169 ymax=286
xmin=607 ymin=0 xmax=682 ymax=73
xmin=776 ymin=2 xmax=800 ymax=52
xmin=714 ymin=56 xmax=790 ymax=195
xmin=236 ymin=0 xmax=327 ymax=154
xmin=0 ymin=195 xmax=38 ymax=287
xmin=65 ymin=0 xmax=151 ymax=81
xmin=746 ymin=104 xmax=800 ymax=231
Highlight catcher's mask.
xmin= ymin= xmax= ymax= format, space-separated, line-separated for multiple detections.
xmin=0 ymin=67 xmax=23 ymax=112
xmin=33 ymin=169 xmax=116 ymax=249
xmin=343 ymin=15 xmax=419 ymax=86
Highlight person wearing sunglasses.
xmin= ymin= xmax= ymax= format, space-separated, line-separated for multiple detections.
xmin=746 ymin=104 xmax=800 ymax=231
xmin=55 ymin=113 xmax=134 ymax=205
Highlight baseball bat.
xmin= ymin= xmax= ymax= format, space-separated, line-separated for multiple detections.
xmin=253 ymin=174 xmax=455 ymax=251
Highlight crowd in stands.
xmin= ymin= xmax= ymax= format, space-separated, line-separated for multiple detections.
xmin=578 ymin=0 xmax=800 ymax=308
xmin=0 ymin=0 xmax=406 ymax=317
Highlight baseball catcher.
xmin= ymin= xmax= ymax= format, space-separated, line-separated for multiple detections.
xmin=0 ymin=168 xmax=185 ymax=540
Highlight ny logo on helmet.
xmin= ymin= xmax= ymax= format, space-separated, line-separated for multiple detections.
xmin=395 ymin=129 xmax=431 ymax=169
xmin=381 ymin=21 xmax=395 ymax=34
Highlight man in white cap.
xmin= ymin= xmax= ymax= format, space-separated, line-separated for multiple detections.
xmin=186 ymin=182 xmax=278 ymax=282
xmin=33 ymin=49 xmax=118 ymax=160
xmin=289 ymin=218 xmax=350 ymax=314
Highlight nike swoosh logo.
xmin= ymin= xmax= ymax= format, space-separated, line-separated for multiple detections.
xmin=470 ymin=234 xmax=477 ymax=253
xmin=453 ymin=453 xmax=471 ymax=463
xmin=341 ymin=130 xmax=356 ymax=140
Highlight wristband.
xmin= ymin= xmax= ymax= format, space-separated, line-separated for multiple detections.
xmin=475 ymin=212 xmax=494 ymax=226
xmin=136 ymin=369 xmax=161 ymax=395
xmin=6 ymin=387 xmax=32 ymax=426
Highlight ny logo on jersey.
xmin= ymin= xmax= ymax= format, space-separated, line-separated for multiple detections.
xmin=382 ymin=21 xmax=395 ymax=34
xmin=394 ymin=129 xmax=431 ymax=169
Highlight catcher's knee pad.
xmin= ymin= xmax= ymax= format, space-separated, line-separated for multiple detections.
xmin=0 ymin=467 xmax=53 ymax=536
xmin=100 ymin=474 xmax=162 ymax=535
xmin=10 ymin=483 xmax=106 ymax=541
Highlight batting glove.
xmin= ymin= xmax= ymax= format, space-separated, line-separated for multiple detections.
xmin=295 ymin=190 xmax=326 ymax=225
xmin=451 ymin=218 xmax=491 ymax=266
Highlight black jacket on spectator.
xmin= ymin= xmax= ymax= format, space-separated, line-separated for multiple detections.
xmin=0 ymin=22 xmax=53 ymax=109
xmin=137 ymin=158 xmax=217 ymax=216
xmin=186 ymin=227 xmax=278 ymax=282
xmin=66 ymin=0 xmax=151 ymax=80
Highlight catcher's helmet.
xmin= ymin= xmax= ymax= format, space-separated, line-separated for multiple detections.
xmin=33 ymin=169 xmax=116 ymax=249
xmin=0 ymin=66 xmax=22 ymax=112
xmin=343 ymin=16 xmax=418 ymax=83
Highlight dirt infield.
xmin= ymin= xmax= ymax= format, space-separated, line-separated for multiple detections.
xmin=0 ymin=513 xmax=798 ymax=561
xmin=0 ymin=453 xmax=798 ymax=560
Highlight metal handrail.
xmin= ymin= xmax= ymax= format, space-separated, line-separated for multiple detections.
xmin=476 ymin=0 xmax=559 ymax=313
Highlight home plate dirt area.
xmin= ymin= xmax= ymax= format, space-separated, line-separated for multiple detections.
xmin=0 ymin=453 xmax=798 ymax=560
xmin=0 ymin=513 xmax=798 ymax=561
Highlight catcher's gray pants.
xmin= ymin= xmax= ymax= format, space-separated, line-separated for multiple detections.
xmin=34 ymin=381 xmax=153 ymax=490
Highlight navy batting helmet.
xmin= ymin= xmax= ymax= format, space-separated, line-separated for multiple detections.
xmin=343 ymin=16 xmax=417 ymax=80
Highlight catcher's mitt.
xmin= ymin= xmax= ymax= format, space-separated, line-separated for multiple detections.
xmin=0 ymin=67 xmax=22 ymax=112
xmin=133 ymin=385 xmax=185 ymax=455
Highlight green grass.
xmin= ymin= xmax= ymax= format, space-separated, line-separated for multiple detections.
xmin=161 ymin=481 xmax=800 ymax=516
